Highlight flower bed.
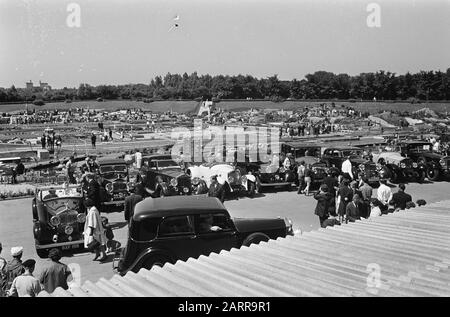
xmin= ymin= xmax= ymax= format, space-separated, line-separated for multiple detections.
xmin=0 ymin=184 xmax=35 ymax=200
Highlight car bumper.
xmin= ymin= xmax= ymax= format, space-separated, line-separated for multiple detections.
xmin=259 ymin=181 xmax=293 ymax=187
xmin=36 ymin=239 xmax=84 ymax=249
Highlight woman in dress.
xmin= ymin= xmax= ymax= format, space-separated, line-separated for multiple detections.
xmin=304 ymin=164 xmax=313 ymax=196
xmin=84 ymin=199 xmax=107 ymax=261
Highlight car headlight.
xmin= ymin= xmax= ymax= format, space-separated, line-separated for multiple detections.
xmin=105 ymin=183 xmax=113 ymax=193
xmin=228 ymin=176 xmax=234 ymax=183
xmin=183 ymin=187 xmax=189 ymax=193
xmin=275 ymin=174 xmax=280 ymax=180
xmin=400 ymin=163 xmax=406 ymax=169
xmin=77 ymin=213 xmax=86 ymax=223
xmin=50 ymin=216 xmax=60 ymax=226
xmin=440 ymin=160 xmax=446 ymax=167
xmin=170 ymin=178 xmax=178 ymax=187
xmin=64 ymin=225 xmax=74 ymax=235
xmin=412 ymin=162 xmax=418 ymax=168
xmin=359 ymin=164 xmax=365 ymax=170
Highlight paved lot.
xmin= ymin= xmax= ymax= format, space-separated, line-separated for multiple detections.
xmin=1 ymin=181 xmax=449 ymax=286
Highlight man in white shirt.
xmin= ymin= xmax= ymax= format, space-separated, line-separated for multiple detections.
xmin=377 ymin=179 xmax=393 ymax=213
xmin=135 ymin=150 xmax=142 ymax=169
xmin=341 ymin=156 xmax=354 ymax=180
xmin=7 ymin=259 xmax=41 ymax=297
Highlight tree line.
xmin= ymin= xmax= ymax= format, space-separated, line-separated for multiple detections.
xmin=1 ymin=69 xmax=449 ymax=103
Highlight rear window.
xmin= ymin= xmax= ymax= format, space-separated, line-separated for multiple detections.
xmin=197 ymin=213 xmax=233 ymax=234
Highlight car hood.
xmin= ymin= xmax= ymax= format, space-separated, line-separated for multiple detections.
xmin=419 ymin=152 xmax=444 ymax=160
xmin=159 ymin=168 xmax=186 ymax=178
xmin=232 ymin=217 xmax=285 ymax=233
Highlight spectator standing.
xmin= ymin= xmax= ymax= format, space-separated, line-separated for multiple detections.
xmin=91 ymin=133 xmax=96 ymax=149
xmin=391 ymin=183 xmax=412 ymax=211
xmin=85 ymin=173 xmax=101 ymax=211
xmin=38 ymin=249 xmax=72 ymax=293
xmin=41 ymin=134 xmax=46 ymax=149
xmin=322 ymin=170 xmax=339 ymax=198
xmin=377 ymin=179 xmax=393 ymax=213
xmin=65 ymin=156 xmax=76 ymax=184
xmin=84 ymin=199 xmax=107 ymax=262
xmin=303 ymin=164 xmax=313 ymax=196
xmin=341 ymin=156 xmax=353 ymax=180
xmin=337 ymin=179 xmax=353 ymax=222
xmin=109 ymin=128 xmax=113 ymax=141
xmin=7 ymin=259 xmax=41 ymax=297
xmin=208 ymin=175 xmax=225 ymax=203
xmin=345 ymin=194 xmax=361 ymax=223
xmin=359 ymin=177 xmax=373 ymax=218
xmin=124 ymin=183 xmax=143 ymax=225
xmin=369 ymin=198 xmax=382 ymax=218
xmin=135 ymin=149 xmax=142 ymax=169
xmin=313 ymin=184 xmax=334 ymax=227
xmin=5 ymin=247 xmax=24 ymax=291
xmin=297 ymin=161 xmax=306 ymax=194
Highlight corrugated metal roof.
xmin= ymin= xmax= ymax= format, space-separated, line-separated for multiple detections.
xmin=39 ymin=201 xmax=450 ymax=297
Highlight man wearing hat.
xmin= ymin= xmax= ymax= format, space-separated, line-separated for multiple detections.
xmin=7 ymin=259 xmax=41 ymax=297
xmin=124 ymin=183 xmax=143 ymax=225
xmin=208 ymin=175 xmax=225 ymax=203
xmin=43 ymin=187 xmax=58 ymax=200
xmin=38 ymin=248 xmax=72 ymax=293
xmin=5 ymin=246 xmax=24 ymax=291
xmin=377 ymin=178 xmax=393 ymax=213
xmin=391 ymin=183 xmax=412 ymax=211
xmin=341 ymin=156 xmax=353 ymax=180
xmin=85 ymin=173 xmax=101 ymax=211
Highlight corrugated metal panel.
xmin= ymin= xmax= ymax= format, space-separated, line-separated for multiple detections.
xmin=39 ymin=200 xmax=450 ymax=297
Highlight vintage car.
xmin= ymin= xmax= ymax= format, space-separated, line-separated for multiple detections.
xmin=96 ymin=158 xmax=131 ymax=212
xmin=281 ymin=142 xmax=327 ymax=188
xmin=32 ymin=184 xmax=87 ymax=258
xmin=320 ymin=147 xmax=380 ymax=185
xmin=187 ymin=162 xmax=257 ymax=197
xmin=139 ymin=154 xmax=194 ymax=197
xmin=398 ymin=141 xmax=450 ymax=181
xmin=371 ymin=150 xmax=425 ymax=183
xmin=113 ymin=196 xmax=294 ymax=274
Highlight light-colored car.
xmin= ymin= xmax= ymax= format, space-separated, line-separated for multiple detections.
xmin=371 ymin=151 xmax=422 ymax=182
xmin=188 ymin=163 xmax=258 ymax=197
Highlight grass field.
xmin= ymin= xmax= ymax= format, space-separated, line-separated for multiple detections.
xmin=2 ymin=100 xmax=450 ymax=115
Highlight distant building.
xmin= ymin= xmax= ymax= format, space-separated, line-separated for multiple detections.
xmin=26 ymin=80 xmax=33 ymax=90
xmin=39 ymin=80 xmax=52 ymax=91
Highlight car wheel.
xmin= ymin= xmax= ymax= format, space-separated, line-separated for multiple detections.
xmin=242 ymin=232 xmax=270 ymax=247
xmin=247 ymin=181 xmax=256 ymax=198
xmin=141 ymin=255 xmax=171 ymax=271
xmin=32 ymin=198 xmax=38 ymax=220
xmin=36 ymin=248 xmax=48 ymax=259
xmin=427 ymin=168 xmax=440 ymax=181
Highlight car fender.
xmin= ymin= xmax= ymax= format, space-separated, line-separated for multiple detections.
xmin=127 ymin=247 xmax=176 ymax=273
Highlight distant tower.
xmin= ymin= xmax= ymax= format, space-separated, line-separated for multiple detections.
xmin=26 ymin=80 xmax=33 ymax=90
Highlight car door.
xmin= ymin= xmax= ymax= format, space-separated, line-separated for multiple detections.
xmin=194 ymin=212 xmax=239 ymax=257
xmin=149 ymin=215 xmax=202 ymax=262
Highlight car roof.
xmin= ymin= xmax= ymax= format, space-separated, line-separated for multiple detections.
xmin=142 ymin=154 xmax=175 ymax=160
xmin=399 ymin=141 xmax=432 ymax=145
xmin=97 ymin=158 xmax=126 ymax=165
xmin=324 ymin=146 xmax=361 ymax=151
xmin=282 ymin=142 xmax=322 ymax=149
xmin=133 ymin=196 xmax=228 ymax=220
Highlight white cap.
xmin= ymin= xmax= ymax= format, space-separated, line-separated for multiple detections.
xmin=11 ymin=246 xmax=23 ymax=257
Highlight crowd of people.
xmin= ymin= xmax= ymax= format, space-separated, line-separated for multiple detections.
xmin=308 ymin=167 xmax=424 ymax=228
xmin=0 ymin=245 xmax=72 ymax=297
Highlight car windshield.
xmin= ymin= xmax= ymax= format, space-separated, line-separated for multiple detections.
xmin=99 ymin=165 xmax=127 ymax=173
xmin=408 ymin=144 xmax=432 ymax=153
xmin=342 ymin=150 xmax=364 ymax=157
xmin=156 ymin=160 xmax=180 ymax=169
xmin=41 ymin=187 xmax=82 ymax=201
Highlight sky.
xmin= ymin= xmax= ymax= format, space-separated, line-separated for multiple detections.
xmin=0 ymin=0 xmax=449 ymax=88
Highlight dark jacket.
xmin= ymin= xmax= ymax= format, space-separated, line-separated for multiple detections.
xmin=322 ymin=176 xmax=338 ymax=196
xmin=5 ymin=258 xmax=23 ymax=290
xmin=124 ymin=194 xmax=143 ymax=222
xmin=391 ymin=191 xmax=412 ymax=210
xmin=314 ymin=192 xmax=334 ymax=217
xmin=86 ymin=180 xmax=101 ymax=208
xmin=338 ymin=185 xmax=353 ymax=216
xmin=208 ymin=183 xmax=225 ymax=203
xmin=345 ymin=201 xmax=361 ymax=222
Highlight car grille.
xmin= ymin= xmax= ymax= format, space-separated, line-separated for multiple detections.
xmin=58 ymin=210 xmax=78 ymax=225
